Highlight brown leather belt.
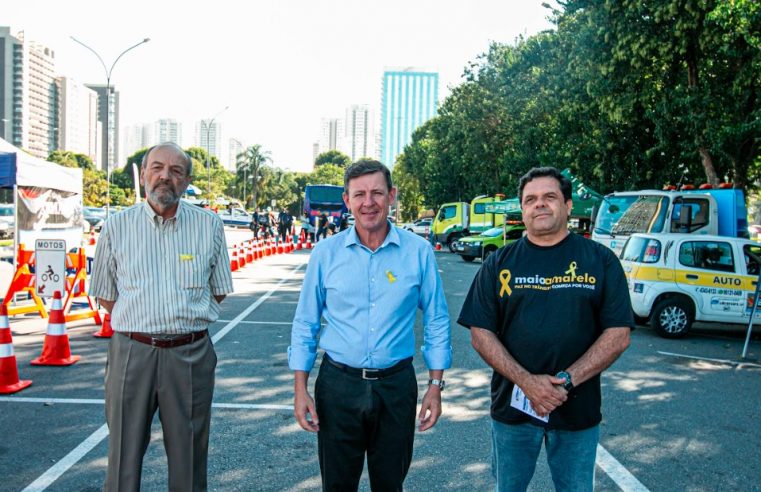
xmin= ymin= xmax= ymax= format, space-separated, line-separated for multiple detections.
xmin=324 ymin=354 xmax=412 ymax=380
xmin=121 ymin=330 xmax=208 ymax=348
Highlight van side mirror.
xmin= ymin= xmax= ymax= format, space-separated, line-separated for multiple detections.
xmin=679 ymin=205 xmax=692 ymax=232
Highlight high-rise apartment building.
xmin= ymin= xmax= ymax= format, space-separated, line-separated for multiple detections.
xmin=228 ymin=138 xmax=244 ymax=172
xmin=380 ymin=69 xmax=438 ymax=168
xmin=121 ymin=122 xmax=153 ymax=162
xmin=86 ymin=84 xmax=120 ymax=172
xmin=196 ymin=119 xmax=221 ymax=161
xmin=155 ymin=118 xmax=182 ymax=146
xmin=0 ymin=27 xmax=58 ymax=158
xmin=57 ymin=77 xmax=99 ymax=167
xmin=344 ymin=104 xmax=375 ymax=161
xmin=318 ymin=117 xmax=344 ymax=157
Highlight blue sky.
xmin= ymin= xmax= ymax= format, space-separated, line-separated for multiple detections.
xmin=7 ymin=0 xmax=554 ymax=171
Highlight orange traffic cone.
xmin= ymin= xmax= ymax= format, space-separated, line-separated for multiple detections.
xmin=88 ymin=230 xmax=96 ymax=246
xmin=306 ymin=236 xmax=312 ymax=249
xmin=0 ymin=305 xmax=32 ymax=394
xmin=93 ymin=312 xmax=113 ymax=338
xmin=230 ymin=250 xmax=240 ymax=272
xmin=31 ymin=291 xmax=80 ymax=366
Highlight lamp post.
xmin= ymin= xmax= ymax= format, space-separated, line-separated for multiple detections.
xmin=201 ymin=106 xmax=229 ymax=204
xmin=71 ymin=36 xmax=150 ymax=217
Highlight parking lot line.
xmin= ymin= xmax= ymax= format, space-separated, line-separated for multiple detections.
xmin=14 ymin=260 xmax=307 ymax=491
xmin=596 ymin=444 xmax=650 ymax=492
xmin=657 ymin=350 xmax=761 ymax=369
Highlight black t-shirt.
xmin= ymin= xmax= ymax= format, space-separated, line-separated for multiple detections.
xmin=457 ymin=233 xmax=633 ymax=430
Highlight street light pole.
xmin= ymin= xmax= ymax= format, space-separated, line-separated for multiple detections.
xmin=202 ymin=106 xmax=229 ymax=204
xmin=71 ymin=36 xmax=150 ymax=217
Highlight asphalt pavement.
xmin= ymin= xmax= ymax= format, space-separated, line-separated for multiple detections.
xmin=0 ymin=242 xmax=759 ymax=491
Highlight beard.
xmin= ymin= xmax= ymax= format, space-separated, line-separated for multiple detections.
xmin=145 ymin=182 xmax=182 ymax=208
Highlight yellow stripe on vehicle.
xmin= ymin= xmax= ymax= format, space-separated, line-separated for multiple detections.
xmin=627 ymin=265 xmax=756 ymax=290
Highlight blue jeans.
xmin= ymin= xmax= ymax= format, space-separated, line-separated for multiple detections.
xmin=491 ymin=420 xmax=599 ymax=492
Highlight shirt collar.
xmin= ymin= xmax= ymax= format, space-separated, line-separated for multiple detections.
xmin=344 ymin=220 xmax=400 ymax=250
xmin=142 ymin=199 xmax=183 ymax=227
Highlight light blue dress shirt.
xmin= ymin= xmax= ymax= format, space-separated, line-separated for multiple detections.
xmin=288 ymin=222 xmax=452 ymax=372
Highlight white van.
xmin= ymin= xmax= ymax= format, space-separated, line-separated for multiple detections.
xmin=620 ymin=233 xmax=761 ymax=338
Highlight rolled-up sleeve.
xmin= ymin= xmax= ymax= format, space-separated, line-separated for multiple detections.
xmin=89 ymin=221 xmax=117 ymax=301
xmin=419 ymin=247 xmax=452 ymax=370
xmin=288 ymin=249 xmax=325 ymax=372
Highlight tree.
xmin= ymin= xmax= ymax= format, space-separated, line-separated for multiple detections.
xmin=82 ymin=168 xmax=109 ymax=206
xmin=308 ymin=164 xmax=344 ymax=186
xmin=315 ymin=150 xmax=351 ymax=168
xmin=236 ymin=144 xmax=272 ymax=209
xmin=392 ymin=156 xmax=425 ymax=221
xmin=48 ymin=150 xmax=95 ymax=170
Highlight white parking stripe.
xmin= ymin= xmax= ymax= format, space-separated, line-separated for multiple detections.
xmin=21 ymin=424 xmax=109 ymax=492
xmin=596 ymin=444 xmax=650 ymax=492
xmin=18 ymin=260 xmax=307 ymax=491
xmin=657 ymin=350 xmax=761 ymax=368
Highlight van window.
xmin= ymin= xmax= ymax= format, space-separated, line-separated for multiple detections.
xmin=621 ymin=236 xmax=661 ymax=263
xmin=679 ymin=241 xmax=735 ymax=272
xmin=439 ymin=206 xmax=457 ymax=220
xmin=671 ymin=198 xmax=710 ymax=233
xmin=473 ymin=203 xmax=487 ymax=214
xmin=744 ymin=244 xmax=761 ymax=276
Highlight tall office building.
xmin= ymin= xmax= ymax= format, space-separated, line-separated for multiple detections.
xmin=86 ymin=84 xmax=120 ymax=172
xmin=344 ymin=104 xmax=375 ymax=161
xmin=0 ymin=27 xmax=58 ymax=158
xmin=121 ymin=122 xmax=153 ymax=162
xmin=380 ymin=69 xmax=438 ymax=168
xmin=196 ymin=119 xmax=221 ymax=160
xmin=318 ymin=117 xmax=344 ymax=157
xmin=227 ymin=138 xmax=244 ymax=172
xmin=57 ymin=77 xmax=99 ymax=166
xmin=155 ymin=118 xmax=182 ymax=145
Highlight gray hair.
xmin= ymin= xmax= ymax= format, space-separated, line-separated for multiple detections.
xmin=142 ymin=142 xmax=193 ymax=176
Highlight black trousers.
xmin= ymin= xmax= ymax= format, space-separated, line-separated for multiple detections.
xmin=315 ymin=357 xmax=418 ymax=492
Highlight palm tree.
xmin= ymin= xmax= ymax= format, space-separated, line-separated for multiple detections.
xmin=236 ymin=144 xmax=271 ymax=209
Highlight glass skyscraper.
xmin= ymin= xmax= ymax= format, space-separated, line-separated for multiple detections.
xmin=380 ymin=69 xmax=438 ymax=168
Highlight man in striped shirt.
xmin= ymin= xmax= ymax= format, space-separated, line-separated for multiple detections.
xmin=90 ymin=142 xmax=233 ymax=491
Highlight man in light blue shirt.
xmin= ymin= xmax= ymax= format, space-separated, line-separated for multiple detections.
xmin=289 ymin=159 xmax=452 ymax=491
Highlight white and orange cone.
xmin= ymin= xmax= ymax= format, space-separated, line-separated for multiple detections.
xmin=0 ymin=305 xmax=32 ymax=394
xmin=31 ymin=291 xmax=80 ymax=366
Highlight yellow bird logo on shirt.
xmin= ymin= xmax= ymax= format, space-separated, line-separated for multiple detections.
xmin=385 ymin=270 xmax=397 ymax=283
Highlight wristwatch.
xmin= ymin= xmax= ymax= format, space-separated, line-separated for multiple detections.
xmin=428 ymin=378 xmax=446 ymax=390
xmin=555 ymin=371 xmax=573 ymax=391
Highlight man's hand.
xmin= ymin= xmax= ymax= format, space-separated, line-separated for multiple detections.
xmin=294 ymin=386 xmax=319 ymax=432
xmin=418 ymin=386 xmax=442 ymax=431
xmin=518 ymin=374 xmax=568 ymax=417
xmin=293 ymin=371 xmax=319 ymax=432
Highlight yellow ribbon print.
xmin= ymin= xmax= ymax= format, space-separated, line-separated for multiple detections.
xmin=386 ymin=270 xmax=397 ymax=283
xmin=180 ymin=254 xmax=194 ymax=261
xmin=565 ymin=261 xmax=577 ymax=277
xmin=499 ymin=269 xmax=512 ymax=297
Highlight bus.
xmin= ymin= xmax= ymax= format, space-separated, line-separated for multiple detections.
xmin=304 ymin=184 xmax=348 ymax=229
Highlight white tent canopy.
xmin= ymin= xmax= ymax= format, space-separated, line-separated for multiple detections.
xmin=0 ymin=137 xmax=82 ymax=193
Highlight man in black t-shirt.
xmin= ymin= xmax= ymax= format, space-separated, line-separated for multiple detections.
xmin=458 ymin=167 xmax=632 ymax=491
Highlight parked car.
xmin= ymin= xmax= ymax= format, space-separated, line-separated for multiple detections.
xmin=83 ymin=206 xmax=107 ymax=232
xmin=217 ymin=207 xmax=253 ymax=228
xmin=620 ymin=232 xmax=761 ymax=338
xmin=403 ymin=218 xmax=432 ymax=237
xmin=0 ymin=204 xmax=14 ymax=239
xmin=453 ymin=225 xmax=525 ymax=262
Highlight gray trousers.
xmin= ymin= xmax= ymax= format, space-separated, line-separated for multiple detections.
xmin=104 ymin=332 xmax=216 ymax=492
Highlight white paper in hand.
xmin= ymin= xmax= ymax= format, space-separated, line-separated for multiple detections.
xmin=510 ymin=385 xmax=549 ymax=423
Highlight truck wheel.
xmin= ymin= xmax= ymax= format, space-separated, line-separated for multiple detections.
xmin=461 ymin=255 xmax=475 ymax=262
xmin=447 ymin=234 xmax=462 ymax=253
xmin=651 ymin=298 xmax=693 ymax=338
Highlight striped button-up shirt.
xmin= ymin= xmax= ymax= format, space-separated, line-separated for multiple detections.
xmin=90 ymin=200 xmax=233 ymax=334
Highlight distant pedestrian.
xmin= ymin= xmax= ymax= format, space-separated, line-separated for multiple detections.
xmin=278 ymin=209 xmax=292 ymax=242
xmin=90 ymin=142 xmax=234 ymax=491
xmin=316 ymin=212 xmax=328 ymax=241
xmin=251 ymin=209 xmax=260 ymax=239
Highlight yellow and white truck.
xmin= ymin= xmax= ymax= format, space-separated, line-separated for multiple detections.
xmin=431 ymin=195 xmax=505 ymax=252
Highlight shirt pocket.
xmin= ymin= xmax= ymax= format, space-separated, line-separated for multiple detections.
xmin=179 ymin=260 xmax=208 ymax=289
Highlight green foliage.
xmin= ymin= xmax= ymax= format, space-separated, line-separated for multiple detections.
xmin=308 ymin=164 xmax=344 ymax=186
xmin=82 ymin=168 xmax=108 ymax=206
xmin=392 ymin=157 xmax=425 ymax=221
xmin=315 ymin=150 xmax=352 ymax=168
xmin=48 ymin=150 xmax=94 ymax=170
xmin=236 ymin=144 xmax=271 ymax=208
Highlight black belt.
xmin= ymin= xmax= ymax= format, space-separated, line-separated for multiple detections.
xmin=324 ymin=354 xmax=412 ymax=380
xmin=121 ymin=330 xmax=208 ymax=348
